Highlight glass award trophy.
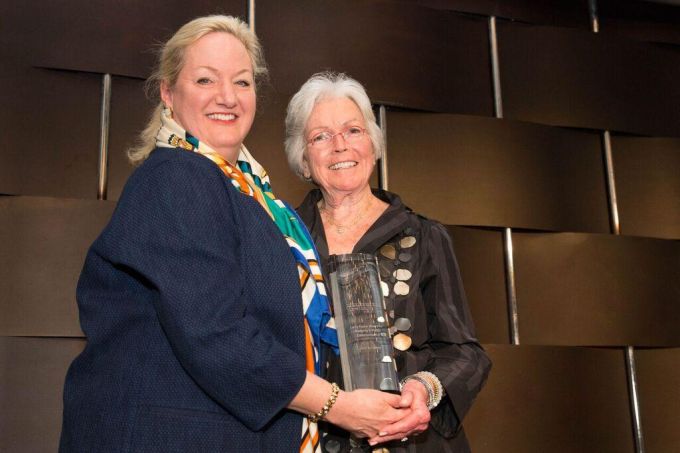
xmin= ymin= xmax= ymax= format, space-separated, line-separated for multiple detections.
xmin=327 ymin=253 xmax=399 ymax=393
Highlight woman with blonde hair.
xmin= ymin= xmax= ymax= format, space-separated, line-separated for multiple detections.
xmin=60 ymin=16 xmax=419 ymax=452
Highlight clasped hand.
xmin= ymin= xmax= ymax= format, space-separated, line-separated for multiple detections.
xmin=368 ymin=379 xmax=431 ymax=445
xmin=326 ymin=381 xmax=431 ymax=446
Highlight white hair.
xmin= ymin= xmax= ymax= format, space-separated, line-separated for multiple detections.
xmin=284 ymin=72 xmax=384 ymax=180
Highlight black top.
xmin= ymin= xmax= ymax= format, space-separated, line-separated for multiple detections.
xmin=298 ymin=189 xmax=492 ymax=453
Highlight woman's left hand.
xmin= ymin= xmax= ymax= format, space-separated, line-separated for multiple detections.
xmin=368 ymin=379 xmax=431 ymax=446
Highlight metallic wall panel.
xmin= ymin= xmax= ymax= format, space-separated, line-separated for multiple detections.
xmin=598 ymin=0 xmax=680 ymax=45
xmin=611 ymin=136 xmax=680 ymax=240
xmin=447 ymin=226 xmax=509 ymax=344
xmin=513 ymin=232 xmax=680 ymax=346
xmin=245 ymin=90 xmax=313 ymax=206
xmin=1 ymin=1 xmax=246 ymax=78
xmin=0 ymin=337 xmax=85 ymax=453
xmin=386 ymin=112 xmax=610 ymax=232
xmin=499 ymin=22 xmax=680 ymax=137
xmin=257 ymin=0 xmax=493 ymax=115
xmin=0 ymin=197 xmax=116 ymax=336
xmin=398 ymin=0 xmax=590 ymax=29
xmin=0 ymin=64 xmax=100 ymax=198
xmin=107 ymin=76 xmax=155 ymax=201
xmin=635 ymin=348 xmax=680 ymax=453
xmin=465 ymin=345 xmax=634 ymax=453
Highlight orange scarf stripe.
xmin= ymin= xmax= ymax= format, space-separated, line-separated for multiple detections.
xmin=203 ymin=153 xmax=274 ymax=220
xmin=299 ymin=267 xmax=310 ymax=288
xmin=303 ymin=319 xmax=315 ymax=372
xmin=300 ymin=432 xmax=310 ymax=452
xmin=311 ymin=428 xmax=320 ymax=449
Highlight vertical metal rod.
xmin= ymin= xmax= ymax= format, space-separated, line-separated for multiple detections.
xmin=602 ymin=131 xmax=621 ymax=235
xmin=503 ymin=228 xmax=520 ymax=345
xmin=490 ymin=15 xmax=518 ymax=344
xmin=248 ymin=0 xmax=255 ymax=33
xmin=587 ymin=3 xmax=642 ymax=445
xmin=588 ymin=2 xmax=642 ymax=443
xmin=377 ymin=105 xmax=388 ymax=191
xmin=626 ymin=346 xmax=645 ymax=453
xmin=97 ymin=73 xmax=112 ymax=201
xmin=588 ymin=0 xmax=600 ymax=33
xmin=488 ymin=16 xmax=504 ymax=119
xmin=605 ymin=129 xmax=641 ymax=451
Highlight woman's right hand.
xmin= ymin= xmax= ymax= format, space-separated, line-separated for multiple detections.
xmin=323 ymin=388 xmax=410 ymax=439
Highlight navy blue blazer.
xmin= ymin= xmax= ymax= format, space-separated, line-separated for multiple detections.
xmin=60 ymin=148 xmax=307 ymax=452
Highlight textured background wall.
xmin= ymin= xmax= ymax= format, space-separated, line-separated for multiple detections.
xmin=1 ymin=1 xmax=679 ymax=451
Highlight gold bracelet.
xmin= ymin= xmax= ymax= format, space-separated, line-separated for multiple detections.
xmin=308 ymin=382 xmax=340 ymax=423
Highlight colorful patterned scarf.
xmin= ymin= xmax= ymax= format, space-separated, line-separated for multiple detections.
xmin=156 ymin=108 xmax=337 ymax=452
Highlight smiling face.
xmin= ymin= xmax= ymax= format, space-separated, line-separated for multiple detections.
xmin=160 ymin=32 xmax=256 ymax=162
xmin=303 ymin=97 xmax=376 ymax=196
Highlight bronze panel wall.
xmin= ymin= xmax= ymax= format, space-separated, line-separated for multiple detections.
xmin=0 ymin=197 xmax=115 ymax=336
xmin=499 ymin=22 xmax=680 ymax=137
xmin=399 ymin=0 xmax=590 ymax=28
xmin=447 ymin=226 xmax=509 ymax=344
xmin=612 ymin=136 xmax=680 ymax=240
xmin=0 ymin=64 xmax=100 ymax=198
xmin=465 ymin=345 xmax=634 ymax=453
xmin=246 ymin=90 xmax=312 ymax=205
xmin=257 ymin=0 xmax=493 ymax=115
xmin=1 ymin=1 xmax=246 ymax=78
xmin=0 ymin=337 xmax=85 ymax=453
xmin=635 ymin=348 xmax=680 ymax=453
xmin=386 ymin=112 xmax=609 ymax=232
xmin=107 ymin=76 xmax=155 ymax=201
xmin=513 ymin=232 xmax=680 ymax=346
xmin=598 ymin=0 xmax=680 ymax=46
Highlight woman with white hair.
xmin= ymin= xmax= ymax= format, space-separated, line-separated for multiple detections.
xmin=286 ymin=72 xmax=491 ymax=452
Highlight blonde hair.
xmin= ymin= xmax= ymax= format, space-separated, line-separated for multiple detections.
xmin=127 ymin=15 xmax=267 ymax=165
xmin=284 ymin=72 xmax=384 ymax=181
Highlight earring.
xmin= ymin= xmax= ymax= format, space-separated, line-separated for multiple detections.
xmin=302 ymin=164 xmax=311 ymax=180
xmin=164 ymin=105 xmax=174 ymax=118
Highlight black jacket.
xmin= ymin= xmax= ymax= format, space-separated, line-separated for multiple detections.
xmin=298 ymin=189 xmax=491 ymax=453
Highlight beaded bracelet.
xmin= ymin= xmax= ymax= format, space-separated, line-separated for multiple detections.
xmin=400 ymin=371 xmax=444 ymax=410
xmin=308 ymin=382 xmax=340 ymax=423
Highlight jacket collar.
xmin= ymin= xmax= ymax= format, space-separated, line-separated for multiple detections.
xmin=297 ymin=188 xmax=413 ymax=255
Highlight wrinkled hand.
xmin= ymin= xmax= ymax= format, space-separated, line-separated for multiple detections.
xmin=324 ymin=388 xmax=409 ymax=439
xmin=368 ymin=379 xmax=431 ymax=445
